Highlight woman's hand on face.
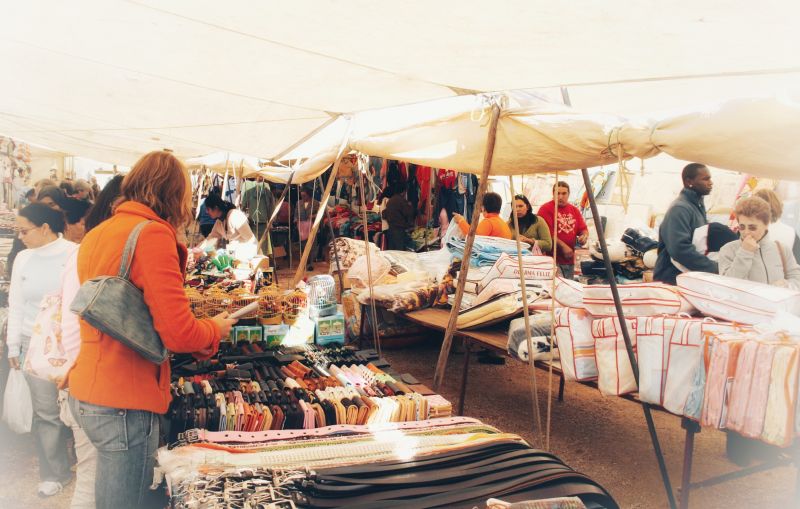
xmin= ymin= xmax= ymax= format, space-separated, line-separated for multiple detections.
xmin=741 ymin=235 xmax=759 ymax=253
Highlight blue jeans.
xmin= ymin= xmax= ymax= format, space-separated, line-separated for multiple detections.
xmin=69 ymin=397 xmax=159 ymax=509
xmin=25 ymin=373 xmax=72 ymax=483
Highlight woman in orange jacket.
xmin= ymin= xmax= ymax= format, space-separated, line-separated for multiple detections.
xmin=65 ymin=151 xmax=236 ymax=509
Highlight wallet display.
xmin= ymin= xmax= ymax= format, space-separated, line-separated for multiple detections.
xmin=167 ymin=344 xmax=452 ymax=443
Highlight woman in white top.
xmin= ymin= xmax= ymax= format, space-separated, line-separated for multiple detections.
xmin=7 ymin=203 xmax=77 ymax=497
xmin=754 ymin=188 xmax=800 ymax=262
xmin=201 ymin=192 xmax=258 ymax=261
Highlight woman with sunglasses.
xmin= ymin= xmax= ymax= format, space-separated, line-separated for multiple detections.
xmin=7 ymin=203 xmax=77 ymax=497
xmin=718 ymin=196 xmax=800 ymax=289
xmin=507 ymin=194 xmax=552 ymax=253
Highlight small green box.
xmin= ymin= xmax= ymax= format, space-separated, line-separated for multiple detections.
xmin=314 ymin=311 xmax=345 ymax=346
xmin=262 ymin=324 xmax=290 ymax=348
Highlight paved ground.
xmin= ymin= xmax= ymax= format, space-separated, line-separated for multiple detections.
xmin=0 ymin=259 xmax=796 ymax=508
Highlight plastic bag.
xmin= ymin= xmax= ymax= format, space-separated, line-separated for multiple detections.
xmin=2 ymin=369 xmax=32 ymax=434
xmin=347 ymin=253 xmax=392 ymax=289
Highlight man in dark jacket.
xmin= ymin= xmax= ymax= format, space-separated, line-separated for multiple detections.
xmin=654 ymin=163 xmax=719 ymax=284
xmin=382 ymin=182 xmax=415 ymax=250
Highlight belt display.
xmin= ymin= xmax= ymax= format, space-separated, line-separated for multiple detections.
xmin=167 ymin=344 xmax=452 ymax=443
xmin=160 ymin=420 xmax=617 ymax=509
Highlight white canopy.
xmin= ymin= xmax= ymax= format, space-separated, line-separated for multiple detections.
xmin=1 ymin=1 xmax=798 ymax=178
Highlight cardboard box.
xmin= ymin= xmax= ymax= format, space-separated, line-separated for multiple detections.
xmin=314 ymin=310 xmax=346 ymax=346
xmin=263 ymin=324 xmax=290 ymax=348
xmin=233 ymin=326 xmax=251 ymax=344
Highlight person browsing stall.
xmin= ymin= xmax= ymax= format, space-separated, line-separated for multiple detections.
xmin=508 ymin=194 xmax=552 ymax=253
xmin=7 ymin=204 xmax=77 ymax=498
xmin=718 ymin=196 xmax=800 ymax=289
xmin=454 ymin=191 xmax=512 ymax=239
xmin=537 ymin=181 xmax=588 ymax=279
xmin=654 ymin=163 xmax=719 ymax=285
xmin=65 ymin=151 xmax=236 ymax=509
xmin=200 ymin=192 xmax=258 ymax=261
xmin=382 ymin=181 xmax=415 ymax=250
xmin=754 ymin=188 xmax=800 ymax=263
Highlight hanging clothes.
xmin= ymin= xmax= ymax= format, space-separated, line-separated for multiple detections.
xmin=406 ymin=164 xmax=420 ymax=218
xmin=465 ymin=174 xmax=478 ymax=222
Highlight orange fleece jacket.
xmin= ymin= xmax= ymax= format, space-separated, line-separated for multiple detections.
xmin=66 ymin=201 xmax=221 ymax=414
xmin=456 ymin=213 xmax=512 ymax=239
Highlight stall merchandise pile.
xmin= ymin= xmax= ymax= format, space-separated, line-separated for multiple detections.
xmin=547 ymin=270 xmax=800 ymax=448
xmin=158 ymin=416 xmax=618 ymax=509
xmin=167 ymin=344 xmax=452 ymax=441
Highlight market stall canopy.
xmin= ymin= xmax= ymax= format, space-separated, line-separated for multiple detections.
xmin=184 ymin=152 xmax=263 ymax=176
xmin=264 ymin=93 xmax=800 ymax=183
xmin=0 ymin=0 xmax=797 ymax=168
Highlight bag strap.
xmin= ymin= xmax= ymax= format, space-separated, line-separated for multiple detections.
xmin=118 ymin=220 xmax=153 ymax=280
xmin=776 ymin=240 xmax=787 ymax=277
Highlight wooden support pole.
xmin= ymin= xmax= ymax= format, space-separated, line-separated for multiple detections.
xmin=293 ymin=123 xmax=352 ymax=286
xmin=356 ymin=154 xmax=382 ymax=357
xmin=432 ymin=101 xmax=502 ymax=391
xmin=508 ymin=175 xmax=544 ymax=446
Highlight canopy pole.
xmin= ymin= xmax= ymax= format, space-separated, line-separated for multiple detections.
xmin=316 ymin=176 xmax=346 ymax=299
xmin=288 ymin=186 xmax=294 ymax=271
xmin=559 ymin=85 xmax=675 ymax=507
xmin=546 ymin=170 xmax=559 ymax=451
xmin=581 ymin=166 xmax=677 ymax=509
xmin=259 ymin=171 xmax=295 ymax=270
xmin=433 ymin=100 xmax=502 ymax=391
xmin=356 ymin=154 xmax=382 ymax=357
xmin=292 ymin=121 xmax=352 ymax=286
xmin=508 ymin=175 xmax=544 ymax=447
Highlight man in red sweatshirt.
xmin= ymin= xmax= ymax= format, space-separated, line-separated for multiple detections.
xmin=538 ymin=181 xmax=588 ymax=280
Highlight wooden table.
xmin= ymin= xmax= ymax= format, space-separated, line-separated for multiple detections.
xmin=402 ymin=306 xmax=798 ymax=509
xmin=404 ymin=307 xmax=565 ymax=416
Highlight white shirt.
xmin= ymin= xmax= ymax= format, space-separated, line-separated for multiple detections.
xmin=7 ymin=237 xmax=77 ymax=357
xmin=206 ymin=208 xmax=258 ymax=261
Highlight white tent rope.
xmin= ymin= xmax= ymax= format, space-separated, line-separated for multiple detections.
xmin=508 ymin=175 xmax=544 ymax=448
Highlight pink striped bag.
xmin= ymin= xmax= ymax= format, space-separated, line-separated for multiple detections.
xmin=637 ymin=315 xmax=745 ymax=414
xmin=739 ymin=342 xmax=778 ymax=438
xmin=583 ymin=283 xmax=694 ymax=318
xmin=761 ymin=344 xmax=800 ymax=447
xmin=592 ymin=316 xmax=638 ymax=396
xmin=701 ymin=336 xmax=745 ymax=429
xmin=554 ymin=307 xmax=597 ymax=382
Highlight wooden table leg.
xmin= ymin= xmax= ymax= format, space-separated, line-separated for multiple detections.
xmin=558 ymin=373 xmax=565 ymax=402
xmin=458 ymin=337 xmax=471 ymax=416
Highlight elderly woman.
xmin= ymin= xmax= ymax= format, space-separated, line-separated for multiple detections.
xmin=718 ymin=196 xmax=800 ymax=289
